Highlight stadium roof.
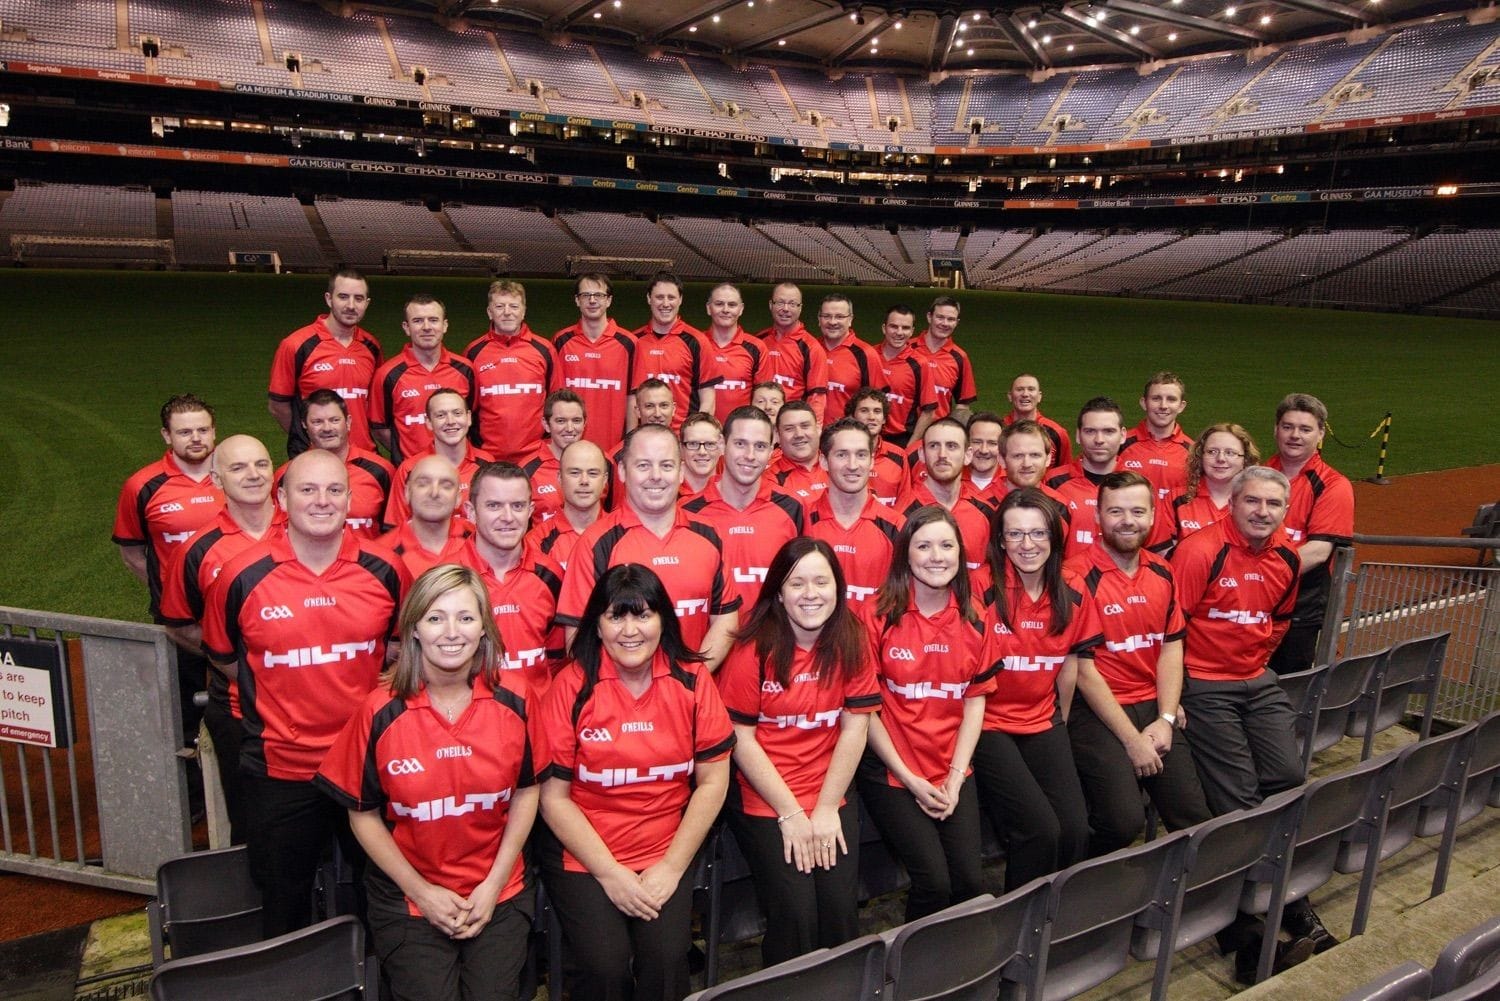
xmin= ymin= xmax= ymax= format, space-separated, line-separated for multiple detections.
xmin=367 ymin=0 xmax=1475 ymax=72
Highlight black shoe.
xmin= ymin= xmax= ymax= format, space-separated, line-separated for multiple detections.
xmin=1282 ymin=904 xmax=1340 ymax=954
xmin=1234 ymin=936 xmax=1316 ymax=985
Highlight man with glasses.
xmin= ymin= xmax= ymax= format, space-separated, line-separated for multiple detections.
xmin=755 ymin=282 xmax=828 ymax=424
xmin=819 ymin=294 xmax=887 ymax=423
xmin=553 ymin=273 xmax=636 ymax=455
xmin=679 ymin=412 xmax=724 ymax=501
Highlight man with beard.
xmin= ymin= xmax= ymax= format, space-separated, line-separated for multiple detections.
xmin=897 ymin=418 xmax=992 ymax=593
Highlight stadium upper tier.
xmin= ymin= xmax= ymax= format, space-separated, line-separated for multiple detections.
xmin=2 ymin=1 xmax=1499 ymax=150
xmin=1 ymin=180 xmax=1496 ymax=317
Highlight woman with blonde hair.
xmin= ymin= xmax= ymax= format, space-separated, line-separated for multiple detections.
xmin=319 ymin=564 xmax=538 ymax=1001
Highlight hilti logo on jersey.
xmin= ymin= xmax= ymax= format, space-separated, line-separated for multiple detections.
xmin=502 ymin=647 xmax=547 ymax=670
xmin=566 ymin=377 xmax=623 ymax=391
xmin=934 ymin=385 xmax=952 ymax=397
xmin=1074 ymin=530 xmax=1095 ymax=544
xmin=827 ymin=380 xmax=848 ymax=393
xmin=646 ymin=372 xmax=684 ymax=386
xmin=846 ymin=585 xmax=876 ymax=601
xmin=162 ymin=530 xmax=193 ymax=544
xmin=480 ymin=384 xmax=544 ymax=396
xmin=402 ymin=414 xmax=428 ymax=426
xmin=886 ymin=678 xmax=969 ymax=700
xmin=580 ymin=727 xmax=613 ymax=742
xmin=158 ymin=502 xmax=185 ymax=513
xmin=733 ymin=567 xmax=768 ymax=584
xmin=1208 ymin=609 xmax=1270 ymax=626
xmin=387 ymin=758 xmax=425 ymax=775
xmin=263 ymin=640 xmax=378 ymax=668
xmin=390 ymin=790 xmax=511 ymax=822
xmin=259 ymin=605 xmax=295 ymax=621
xmin=720 ymin=380 xmax=748 ymax=391
xmin=675 ymin=598 xmax=709 ymax=617
xmin=1104 ymin=632 xmax=1165 ymax=654
xmin=887 ymin=392 xmax=910 ymax=405
xmin=349 ymin=517 xmax=374 ymax=531
xmin=338 ymin=388 xmax=369 ymax=400
xmin=773 ymin=375 xmax=797 ymax=388
xmin=1285 ymin=528 xmax=1305 ymax=542
xmin=887 ymin=647 xmax=917 ymax=662
xmin=760 ymin=710 xmax=840 ymax=730
xmin=578 ymin=760 xmax=693 ymax=788
xmin=1002 ymin=655 xmax=1066 ymax=673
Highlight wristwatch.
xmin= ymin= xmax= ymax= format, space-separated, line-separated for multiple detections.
xmin=1159 ymin=712 xmax=1179 ymax=729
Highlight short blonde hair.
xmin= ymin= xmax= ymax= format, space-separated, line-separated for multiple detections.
xmin=386 ymin=565 xmax=504 ymax=697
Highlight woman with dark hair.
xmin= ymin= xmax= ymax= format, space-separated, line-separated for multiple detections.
xmin=1174 ymin=422 xmax=1260 ymax=541
xmin=317 ymin=564 xmax=537 ymax=1001
xmin=854 ymin=504 xmax=998 ymax=921
xmin=537 ymin=563 xmax=733 ymax=1001
xmin=974 ymin=487 xmax=1101 ymax=890
xmin=717 ymin=537 xmax=880 ymax=966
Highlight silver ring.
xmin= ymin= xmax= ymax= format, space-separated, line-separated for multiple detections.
xmin=821 ymin=842 xmax=831 ymax=848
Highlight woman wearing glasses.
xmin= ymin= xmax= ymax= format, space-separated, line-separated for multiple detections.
xmin=973 ymin=488 xmax=1102 ymax=890
xmin=856 ymin=505 xmax=998 ymax=921
xmin=1173 ymin=422 xmax=1260 ymax=542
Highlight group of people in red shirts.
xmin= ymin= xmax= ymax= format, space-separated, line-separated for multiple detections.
xmin=111 ymin=266 xmax=1355 ymax=1000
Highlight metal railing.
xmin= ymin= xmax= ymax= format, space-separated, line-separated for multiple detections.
xmin=1321 ymin=536 xmax=1500 ymax=724
xmin=0 ymin=607 xmax=192 ymax=893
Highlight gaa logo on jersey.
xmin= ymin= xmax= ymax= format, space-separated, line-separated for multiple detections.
xmin=887 ymin=646 xmax=917 ymax=662
xmin=259 ymin=605 xmax=295 ymax=621
xmin=387 ymin=757 xmax=425 ymax=776
xmin=580 ymin=727 xmax=614 ymax=742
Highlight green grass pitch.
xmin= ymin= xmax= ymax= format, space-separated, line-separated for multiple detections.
xmin=0 ymin=269 xmax=1494 ymax=623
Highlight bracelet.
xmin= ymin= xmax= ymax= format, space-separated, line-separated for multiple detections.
xmin=775 ymin=809 xmax=805 ymax=826
xmin=949 ymin=764 xmax=965 ymax=774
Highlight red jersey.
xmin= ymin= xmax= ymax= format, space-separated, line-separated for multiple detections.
xmin=368 ymin=346 xmax=477 ymax=466
xmin=878 ymin=347 xmax=939 ymax=446
xmin=527 ymin=516 xmax=589 ymax=572
xmin=863 ymin=595 xmax=998 ymax=788
xmin=963 ymin=470 xmax=1007 ymax=512
xmin=718 ymin=643 xmax=880 ymax=816
xmin=769 ymin=454 xmax=830 ymax=505
xmin=1067 ymin=544 xmax=1186 ymax=706
xmin=553 ymin=321 xmax=637 ymax=455
xmin=681 ymin=479 xmax=804 ymax=610
xmin=201 ymin=527 xmax=409 ymax=781
xmin=1120 ymin=421 xmax=1193 ymax=501
xmin=1172 ymin=492 xmax=1231 ymax=542
xmin=1003 ymin=411 xmax=1073 ymax=470
xmin=274 ymin=446 xmax=393 ymax=540
xmin=806 ymin=493 xmax=902 ymax=606
xmin=631 ymin=319 xmax=716 ymax=432
xmin=1172 ymin=517 xmax=1300 ymax=682
xmin=823 ymin=335 xmax=888 ymax=425
xmin=383 ymin=445 xmax=493 ymax=530
xmin=556 ymin=506 xmax=738 ymax=652
xmin=540 ymin=650 xmax=733 ymax=872
xmin=113 ymin=451 xmax=225 ymax=619
xmin=871 ymin=440 xmax=912 ymax=507
xmin=377 ymin=521 xmax=473 ymax=581
xmin=462 ymin=540 xmax=565 ymax=695
xmin=1267 ymin=450 xmax=1355 ymax=625
xmin=756 ymin=324 xmax=829 ymax=423
xmin=465 ymin=325 xmax=561 ymax=463
xmin=1046 ymin=461 xmax=1174 ymax=561
xmin=704 ymin=327 xmax=767 ymax=422
xmin=911 ymin=337 xmax=978 ymax=419
xmin=316 ymin=673 xmax=535 ymax=914
xmin=982 ymin=569 xmax=1103 ymax=734
xmin=897 ymin=481 xmax=994 ymax=587
xmin=268 ymin=315 xmax=384 ymax=453
xmin=521 ymin=447 xmax=565 ymax=523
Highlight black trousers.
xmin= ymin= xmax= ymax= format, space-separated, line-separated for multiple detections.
xmin=174 ymin=643 xmax=210 ymax=746
xmin=201 ymin=691 xmax=246 ymax=845
xmin=972 ymin=725 xmax=1090 ymax=891
xmin=366 ymin=868 xmax=532 ymax=1001
xmin=1068 ymin=698 xmax=1213 ymax=856
xmin=855 ymin=754 xmax=985 ymax=922
xmin=539 ymin=830 xmax=695 ymax=1001
xmin=727 ymin=802 xmax=860 ymax=967
xmin=1268 ymin=622 xmax=1321 ymax=676
xmin=1181 ymin=670 xmax=1303 ymax=817
xmin=242 ymin=772 xmax=365 ymax=938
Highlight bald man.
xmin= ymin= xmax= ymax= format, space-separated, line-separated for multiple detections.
xmin=202 ymin=448 xmax=409 ymax=936
xmin=528 ymin=439 xmax=608 ymax=571
xmin=377 ymin=454 xmax=470 ymax=579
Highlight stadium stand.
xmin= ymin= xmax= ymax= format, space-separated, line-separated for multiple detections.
xmin=1153 ymin=230 xmax=1407 ymax=301
xmin=757 ymin=222 xmax=900 ymax=283
xmin=999 ymin=230 xmax=1184 ymax=289
xmin=381 ymin=12 xmax=518 ymax=103
xmin=262 ymin=1 xmax=424 ymax=102
xmin=0 ymin=180 xmax=156 ymax=241
xmin=1296 ymin=230 xmax=1500 ymax=309
xmin=1048 ymin=229 xmax=1285 ymax=293
xmin=169 ymin=190 xmax=328 ymax=270
xmin=313 ymin=195 xmax=459 ymax=267
xmin=129 ymin=0 xmax=290 ymax=88
xmin=558 ymin=210 xmax=722 ymax=278
xmin=442 ymin=203 xmax=588 ymax=275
